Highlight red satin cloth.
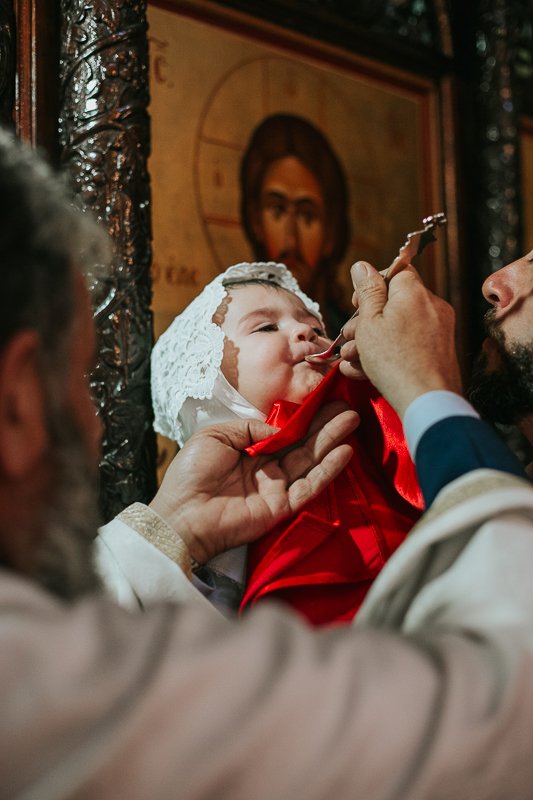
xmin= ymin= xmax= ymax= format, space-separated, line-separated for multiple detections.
xmin=241 ymin=364 xmax=424 ymax=626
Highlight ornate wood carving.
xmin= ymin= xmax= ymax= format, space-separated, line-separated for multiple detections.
xmin=59 ymin=0 xmax=156 ymax=521
xmin=0 ymin=0 xmax=15 ymax=128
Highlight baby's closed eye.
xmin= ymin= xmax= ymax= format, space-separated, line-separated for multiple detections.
xmin=254 ymin=323 xmax=279 ymax=333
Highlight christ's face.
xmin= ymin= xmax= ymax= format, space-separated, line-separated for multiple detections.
xmin=254 ymin=156 xmax=331 ymax=293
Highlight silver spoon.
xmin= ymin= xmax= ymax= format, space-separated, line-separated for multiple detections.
xmin=305 ymin=212 xmax=447 ymax=364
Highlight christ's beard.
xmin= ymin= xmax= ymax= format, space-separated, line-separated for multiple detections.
xmin=468 ymin=311 xmax=533 ymax=426
xmin=34 ymin=407 xmax=102 ymax=602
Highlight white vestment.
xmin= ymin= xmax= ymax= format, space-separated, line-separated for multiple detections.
xmin=4 ymin=468 xmax=533 ymax=799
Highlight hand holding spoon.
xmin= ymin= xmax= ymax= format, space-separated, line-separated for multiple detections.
xmin=305 ymin=212 xmax=447 ymax=364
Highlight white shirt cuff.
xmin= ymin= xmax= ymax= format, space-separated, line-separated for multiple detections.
xmin=403 ymin=391 xmax=480 ymax=458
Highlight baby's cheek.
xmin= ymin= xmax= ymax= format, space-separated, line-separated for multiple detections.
xmin=220 ymin=339 xmax=240 ymax=390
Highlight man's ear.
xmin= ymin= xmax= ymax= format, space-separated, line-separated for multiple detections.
xmin=0 ymin=331 xmax=49 ymax=478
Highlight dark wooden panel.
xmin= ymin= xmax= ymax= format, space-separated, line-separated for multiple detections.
xmin=14 ymin=0 xmax=60 ymax=160
xmin=0 ymin=0 xmax=15 ymax=128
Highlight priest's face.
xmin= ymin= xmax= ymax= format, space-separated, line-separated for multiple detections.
xmin=468 ymin=250 xmax=533 ymax=426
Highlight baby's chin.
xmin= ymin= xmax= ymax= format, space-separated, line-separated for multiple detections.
xmin=289 ymin=364 xmax=328 ymax=403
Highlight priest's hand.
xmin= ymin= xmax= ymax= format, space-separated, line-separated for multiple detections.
xmin=340 ymin=261 xmax=462 ymax=418
xmin=149 ymin=402 xmax=358 ymax=563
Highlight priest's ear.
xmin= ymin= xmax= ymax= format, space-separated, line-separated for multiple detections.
xmin=0 ymin=331 xmax=49 ymax=479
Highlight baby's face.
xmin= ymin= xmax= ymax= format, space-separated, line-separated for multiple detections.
xmin=218 ymin=284 xmax=332 ymax=414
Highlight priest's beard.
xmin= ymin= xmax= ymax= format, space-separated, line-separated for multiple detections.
xmin=468 ymin=310 xmax=533 ymax=426
xmin=33 ymin=402 xmax=102 ymax=602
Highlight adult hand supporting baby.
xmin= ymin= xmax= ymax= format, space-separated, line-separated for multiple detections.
xmin=149 ymin=402 xmax=358 ymax=564
xmin=339 ymin=260 xmax=462 ymax=418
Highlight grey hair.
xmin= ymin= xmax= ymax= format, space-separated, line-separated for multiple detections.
xmin=0 ymin=128 xmax=110 ymax=597
xmin=0 ymin=127 xmax=109 ymax=387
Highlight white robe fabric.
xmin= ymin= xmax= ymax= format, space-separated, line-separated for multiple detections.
xmin=4 ymin=468 xmax=533 ymax=799
xmin=95 ymin=513 xmax=214 ymax=611
xmin=359 ymin=468 xmax=533 ymax=631
xmin=94 ymin=503 xmax=233 ymax=613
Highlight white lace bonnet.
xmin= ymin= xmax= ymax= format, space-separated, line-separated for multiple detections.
xmin=151 ymin=261 xmax=323 ymax=446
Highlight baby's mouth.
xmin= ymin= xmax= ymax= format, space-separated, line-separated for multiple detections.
xmin=298 ymin=344 xmax=332 ymax=364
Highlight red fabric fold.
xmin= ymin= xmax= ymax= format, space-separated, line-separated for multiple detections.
xmin=241 ymin=365 xmax=423 ymax=626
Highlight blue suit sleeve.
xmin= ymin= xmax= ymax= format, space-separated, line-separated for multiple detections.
xmin=415 ymin=416 xmax=528 ymax=507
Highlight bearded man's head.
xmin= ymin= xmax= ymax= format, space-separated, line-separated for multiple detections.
xmin=0 ymin=128 xmax=108 ymax=600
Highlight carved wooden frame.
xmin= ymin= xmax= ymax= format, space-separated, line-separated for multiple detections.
xmin=58 ymin=0 xmax=156 ymax=520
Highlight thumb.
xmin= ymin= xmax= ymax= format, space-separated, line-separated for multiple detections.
xmin=350 ymin=260 xmax=387 ymax=319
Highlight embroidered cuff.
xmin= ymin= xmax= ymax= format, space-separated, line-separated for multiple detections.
xmin=117 ymin=502 xmax=193 ymax=579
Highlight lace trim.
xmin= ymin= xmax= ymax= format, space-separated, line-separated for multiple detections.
xmin=151 ymin=261 xmax=322 ymax=445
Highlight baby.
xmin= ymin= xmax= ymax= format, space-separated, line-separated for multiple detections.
xmin=152 ymin=262 xmax=422 ymax=624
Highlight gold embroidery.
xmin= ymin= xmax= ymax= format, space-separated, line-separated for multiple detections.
xmin=416 ymin=471 xmax=532 ymax=529
xmin=117 ymin=502 xmax=192 ymax=579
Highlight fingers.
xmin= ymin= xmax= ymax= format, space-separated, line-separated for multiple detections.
xmin=339 ymin=261 xmax=387 ymax=380
xmin=306 ymin=408 xmax=359 ymax=458
xmin=194 ymin=404 xmax=357 ymax=461
xmin=350 ymin=261 xmax=388 ymax=321
xmin=305 ymin=400 xmax=352 ymax=436
xmin=340 ymin=260 xmax=386 ymax=376
xmin=382 ymin=252 xmax=413 ymax=280
xmin=342 ymin=260 xmax=389 ymax=344
xmin=202 ymin=419 xmax=280 ymax=451
xmin=286 ymin=444 xmax=354 ymax=510
xmin=338 ymin=356 xmax=367 ymax=381
xmin=280 ymin=408 xmax=359 ymax=485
